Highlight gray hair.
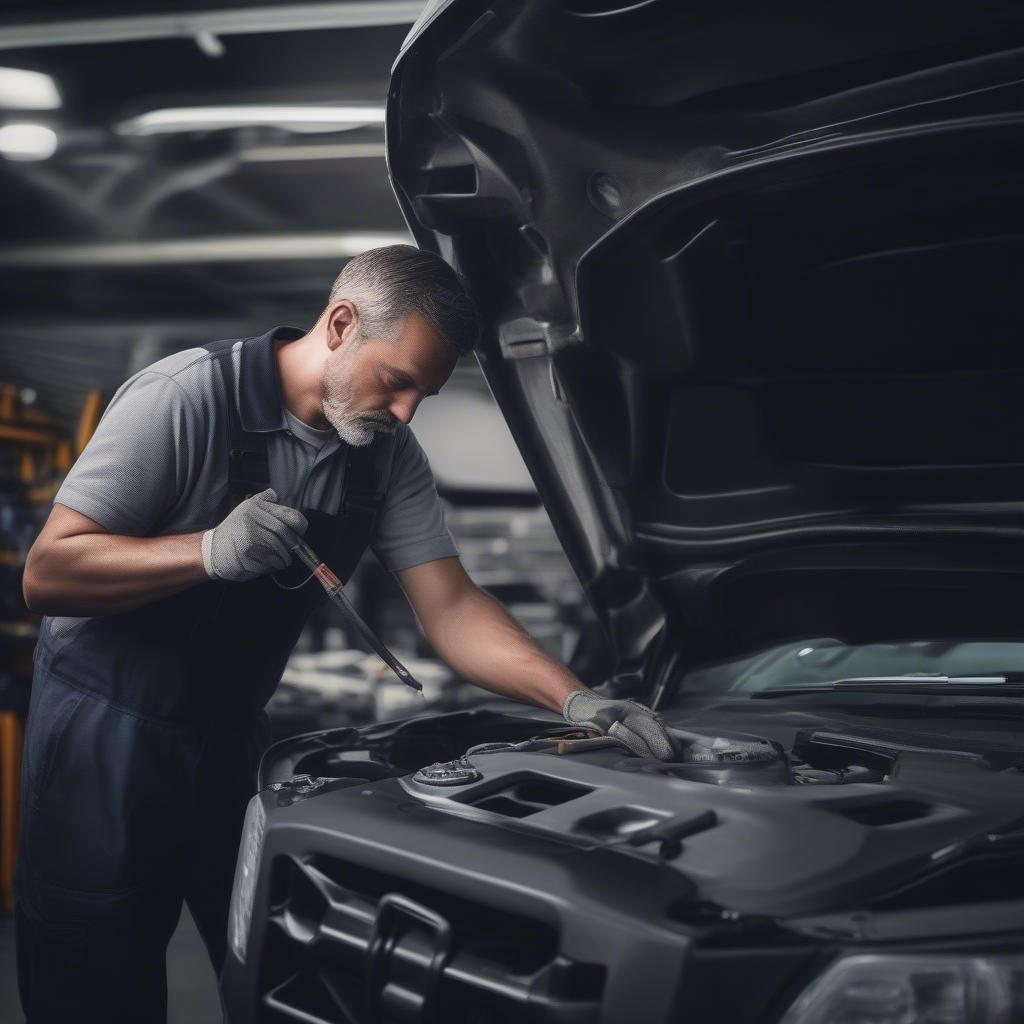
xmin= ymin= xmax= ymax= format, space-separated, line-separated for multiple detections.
xmin=328 ymin=244 xmax=479 ymax=355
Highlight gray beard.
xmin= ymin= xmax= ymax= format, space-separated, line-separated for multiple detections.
xmin=322 ymin=365 xmax=397 ymax=446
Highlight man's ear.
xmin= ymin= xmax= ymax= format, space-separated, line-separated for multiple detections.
xmin=326 ymin=300 xmax=358 ymax=351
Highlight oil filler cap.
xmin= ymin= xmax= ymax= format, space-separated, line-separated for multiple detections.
xmin=412 ymin=757 xmax=482 ymax=786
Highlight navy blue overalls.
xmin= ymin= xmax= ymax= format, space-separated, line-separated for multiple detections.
xmin=15 ymin=330 xmax=396 ymax=1022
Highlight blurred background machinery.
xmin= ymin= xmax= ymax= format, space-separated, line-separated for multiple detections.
xmin=0 ymin=382 xmax=103 ymax=916
xmin=0 ymin=5 xmax=599 ymax=1018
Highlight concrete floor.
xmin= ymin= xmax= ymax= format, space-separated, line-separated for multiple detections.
xmin=0 ymin=907 xmax=222 ymax=1023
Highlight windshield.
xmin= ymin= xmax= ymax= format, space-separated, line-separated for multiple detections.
xmin=679 ymin=639 xmax=1024 ymax=696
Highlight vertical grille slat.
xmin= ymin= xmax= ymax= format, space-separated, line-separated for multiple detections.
xmin=257 ymin=854 xmax=606 ymax=1023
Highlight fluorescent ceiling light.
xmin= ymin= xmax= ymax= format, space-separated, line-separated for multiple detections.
xmin=0 ymin=124 xmax=58 ymax=161
xmin=0 ymin=67 xmax=61 ymax=110
xmin=240 ymin=142 xmax=387 ymax=162
xmin=0 ymin=232 xmax=412 ymax=266
xmin=117 ymin=105 xmax=386 ymax=136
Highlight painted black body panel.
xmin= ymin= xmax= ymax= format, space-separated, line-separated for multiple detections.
xmin=222 ymin=705 xmax=1024 ymax=1022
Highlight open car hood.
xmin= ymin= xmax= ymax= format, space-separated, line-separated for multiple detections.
xmin=386 ymin=2 xmax=1024 ymax=687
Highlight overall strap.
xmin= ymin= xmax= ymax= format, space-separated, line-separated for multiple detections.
xmin=342 ymin=431 xmax=399 ymax=530
xmin=202 ymin=337 xmax=270 ymax=502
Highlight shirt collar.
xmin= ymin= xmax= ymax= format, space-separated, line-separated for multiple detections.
xmin=238 ymin=325 xmax=305 ymax=433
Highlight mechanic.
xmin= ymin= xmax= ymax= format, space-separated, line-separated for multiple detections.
xmin=15 ymin=245 xmax=674 ymax=1022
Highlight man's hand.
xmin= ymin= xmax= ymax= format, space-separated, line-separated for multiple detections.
xmin=562 ymin=688 xmax=675 ymax=760
xmin=203 ymin=488 xmax=308 ymax=582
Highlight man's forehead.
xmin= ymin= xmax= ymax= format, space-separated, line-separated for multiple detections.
xmin=376 ymin=316 xmax=456 ymax=389
xmin=396 ymin=316 xmax=454 ymax=360
xmin=392 ymin=309 xmax=441 ymax=345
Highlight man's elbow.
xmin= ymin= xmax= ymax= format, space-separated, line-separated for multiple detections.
xmin=22 ymin=543 xmax=58 ymax=614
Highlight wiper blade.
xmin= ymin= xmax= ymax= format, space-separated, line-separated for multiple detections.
xmin=753 ymin=674 xmax=1024 ymax=699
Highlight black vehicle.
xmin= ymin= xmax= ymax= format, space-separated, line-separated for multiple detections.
xmin=221 ymin=3 xmax=1024 ymax=1021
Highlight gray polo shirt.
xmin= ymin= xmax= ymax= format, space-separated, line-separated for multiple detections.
xmin=48 ymin=326 xmax=458 ymax=636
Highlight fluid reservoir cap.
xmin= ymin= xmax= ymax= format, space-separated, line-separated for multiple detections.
xmin=413 ymin=757 xmax=482 ymax=786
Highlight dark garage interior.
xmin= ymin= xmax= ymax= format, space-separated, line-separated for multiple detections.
xmin=4 ymin=3 xmax=1024 ymax=1023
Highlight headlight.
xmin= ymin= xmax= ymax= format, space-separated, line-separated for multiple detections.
xmin=780 ymin=953 xmax=1024 ymax=1024
xmin=227 ymin=793 xmax=266 ymax=964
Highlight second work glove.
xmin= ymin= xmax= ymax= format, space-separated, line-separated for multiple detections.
xmin=202 ymin=488 xmax=308 ymax=582
xmin=562 ymin=688 xmax=675 ymax=761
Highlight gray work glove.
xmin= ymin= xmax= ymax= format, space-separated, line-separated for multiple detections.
xmin=202 ymin=488 xmax=308 ymax=582
xmin=562 ymin=688 xmax=675 ymax=761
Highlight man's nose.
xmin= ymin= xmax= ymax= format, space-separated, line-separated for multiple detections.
xmin=389 ymin=392 xmax=421 ymax=424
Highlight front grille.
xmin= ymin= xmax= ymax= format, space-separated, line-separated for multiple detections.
xmin=258 ymin=854 xmax=605 ymax=1023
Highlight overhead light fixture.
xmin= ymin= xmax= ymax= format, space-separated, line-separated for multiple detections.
xmin=239 ymin=141 xmax=387 ymax=162
xmin=0 ymin=123 xmax=58 ymax=161
xmin=0 ymin=232 xmax=411 ymax=266
xmin=0 ymin=67 xmax=61 ymax=110
xmin=117 ymin=105 xmax=386 ymax=136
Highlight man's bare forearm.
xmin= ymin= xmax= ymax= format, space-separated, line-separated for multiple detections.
xmin=424 ymin=584 xmax=584 ymax=713
xmin=24 ymin=529 xmax=209 ymax=616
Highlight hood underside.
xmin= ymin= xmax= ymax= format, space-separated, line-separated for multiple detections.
xmin=387 ymin=2 xmax=1024 ymax=674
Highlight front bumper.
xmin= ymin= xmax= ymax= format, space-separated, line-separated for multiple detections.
xmin=220 ymin=776 xmax=819 ymax=1023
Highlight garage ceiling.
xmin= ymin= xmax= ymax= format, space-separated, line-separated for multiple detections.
xmin=0 ymin=1 xmax=423 ymax=420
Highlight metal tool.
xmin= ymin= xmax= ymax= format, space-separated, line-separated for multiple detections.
xmin=290 ymin=537 xmax=424 ymax=695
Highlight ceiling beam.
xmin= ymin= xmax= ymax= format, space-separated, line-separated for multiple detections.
xmin=0 ymin=2 xmax=423 ymax=50
xmin=0 ymin=318 xmax=295 ymax=339
xmin=0 ymin=232 xmax=412 ymax=266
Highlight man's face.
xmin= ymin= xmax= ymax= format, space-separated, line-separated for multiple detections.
xmin=321 ymin=310 xmax=458 ymax=446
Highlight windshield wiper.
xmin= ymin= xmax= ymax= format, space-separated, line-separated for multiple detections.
xmin=752 ymin=674 xmax=1024 ymax=698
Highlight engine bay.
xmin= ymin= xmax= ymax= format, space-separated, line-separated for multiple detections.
xmin=262 ymin=707 xmax=963 ymax=792
xmin=259 ymin=707 xmax=1024 ymax=918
